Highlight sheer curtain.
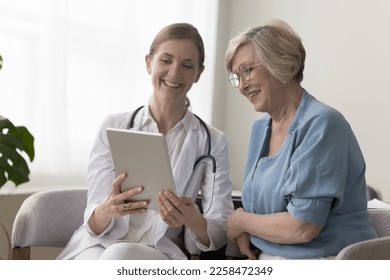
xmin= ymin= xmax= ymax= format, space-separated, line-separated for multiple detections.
xmin=0 ymin=0 xmax=219 ymax=189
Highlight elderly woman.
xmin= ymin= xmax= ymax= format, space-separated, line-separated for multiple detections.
xmin=225 ymin=19 xmax=377 ymax=260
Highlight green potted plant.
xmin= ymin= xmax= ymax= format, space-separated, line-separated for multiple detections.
xmin=0 ymin=54 xmax=35 ymax=189
xmin=0 ymin=54 xmax=35 ymax=260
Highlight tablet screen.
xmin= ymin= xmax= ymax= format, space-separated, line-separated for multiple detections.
xmin=107 ymin=128 xmax=176 ymax=210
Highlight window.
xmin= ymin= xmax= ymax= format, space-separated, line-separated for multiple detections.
xmin=0 ymin=0 xmax=218 ymax=188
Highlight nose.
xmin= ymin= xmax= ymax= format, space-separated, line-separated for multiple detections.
xmin=168 ymin=62 xmax=180 ymax=77
xmin=238 ymin=77 xmax=248 ymax=94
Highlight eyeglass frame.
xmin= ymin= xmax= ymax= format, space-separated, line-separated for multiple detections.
xmin=228 ymin=63 xmax=262 ymax=88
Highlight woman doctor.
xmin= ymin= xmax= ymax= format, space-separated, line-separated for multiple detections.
xmin=57 ymin=23 xmax=234 ymax=260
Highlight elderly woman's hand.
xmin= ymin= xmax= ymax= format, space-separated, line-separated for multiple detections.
xmin=226 ymin=207 xmax=246 ymax=240
xmin=235 ymin=233 xmax=259 ymax=260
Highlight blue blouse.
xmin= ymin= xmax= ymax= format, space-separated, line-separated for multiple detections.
xmin=242 ymin=89 xmax=377 ymax=259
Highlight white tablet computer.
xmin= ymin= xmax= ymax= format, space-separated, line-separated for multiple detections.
xmin=106 ymin=128 xmax=176 ymax=210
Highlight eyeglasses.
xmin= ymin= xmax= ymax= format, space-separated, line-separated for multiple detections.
xmin=228 ymin=63 xmax=261 ymax=88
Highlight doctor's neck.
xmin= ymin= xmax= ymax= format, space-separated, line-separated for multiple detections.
xmin=149 ymin=97 xmax=188 ymax=135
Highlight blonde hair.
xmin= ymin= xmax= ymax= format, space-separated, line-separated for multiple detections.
xmin=149 ymin=23 xmax=205 ymax=70
xmin=225 ymin=19 xmax=305 ymax=83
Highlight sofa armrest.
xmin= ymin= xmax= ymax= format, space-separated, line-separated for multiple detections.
xmin=12 ymin=188 xmax=87 ymax=248
xmin=336 ymin=236 xmax=390 ymax=260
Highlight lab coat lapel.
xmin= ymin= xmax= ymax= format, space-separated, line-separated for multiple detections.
xmin=171 ymin=118 xmax=199 ymax=196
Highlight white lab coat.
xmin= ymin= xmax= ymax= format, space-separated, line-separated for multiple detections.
xmin=57 ymin=107 xmax=234 ymax=260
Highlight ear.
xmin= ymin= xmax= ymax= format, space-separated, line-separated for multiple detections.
xmin=194 ymin=65 xmax=205 ymax=83
xmin=145 ymin=54 xmax=152 ymax=74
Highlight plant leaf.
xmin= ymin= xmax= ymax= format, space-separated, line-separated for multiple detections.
xmin=0 ymin=117 xmax=35 ymax=187
xmin=14 ymin=126 xmax=35 ymax=161
xmin=0 ymin=146 xmax=30 ymax=186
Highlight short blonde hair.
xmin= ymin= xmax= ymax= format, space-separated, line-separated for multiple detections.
xmin=225 ymin=19 xmax=305 ymax=83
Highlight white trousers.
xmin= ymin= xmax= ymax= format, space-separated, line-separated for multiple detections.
xmin=71 ymin=242 xmax=170 ymax=260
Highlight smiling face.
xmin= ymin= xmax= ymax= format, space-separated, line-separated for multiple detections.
xmin=145 ymin=39 xmax=203 ymax=106
xmin=230 ymin=43 xmax=285 ymax=113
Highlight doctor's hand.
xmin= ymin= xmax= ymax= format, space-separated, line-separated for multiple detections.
xmin=88 ymin=173 xmax=148 ymax=234
xmin=157 ymin=191 xmax=198 ymax=228
xmin=158 ymin=191 xmax=210 ymax=246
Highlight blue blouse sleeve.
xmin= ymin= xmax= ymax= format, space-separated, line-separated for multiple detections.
xmin=283 ymin=106 xmax=360 ymax=226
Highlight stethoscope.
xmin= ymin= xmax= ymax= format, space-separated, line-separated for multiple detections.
xmin=128 ymin=106 xmax=216 ymax=213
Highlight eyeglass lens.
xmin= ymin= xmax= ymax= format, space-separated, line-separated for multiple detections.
xmin=228 ymin=65 xmax=252 ymax=88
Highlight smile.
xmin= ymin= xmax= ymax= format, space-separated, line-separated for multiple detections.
xmin=248 ymin=90 xmax=260 ymax=99
xmin=163 ymin=80 xmax=182 ymax=88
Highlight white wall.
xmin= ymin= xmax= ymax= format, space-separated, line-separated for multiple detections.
xmin=213 ymin=0 xmax=390 ymax=201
